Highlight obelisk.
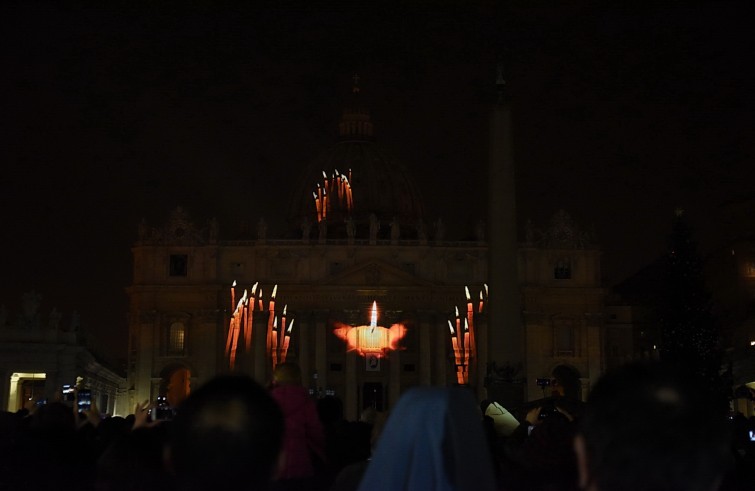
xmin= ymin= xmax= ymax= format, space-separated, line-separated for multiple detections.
xmin=487 ymin=65 xmax=525 ymax=407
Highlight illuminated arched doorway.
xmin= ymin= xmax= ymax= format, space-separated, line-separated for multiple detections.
xmin=159 ymin=364 xmax=191 ymax=407
xmin=7 ymin=372 xmax=46 ymax=412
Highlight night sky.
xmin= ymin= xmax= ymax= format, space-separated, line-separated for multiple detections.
xmin=1 ymin=1 xmax=752 ymax=368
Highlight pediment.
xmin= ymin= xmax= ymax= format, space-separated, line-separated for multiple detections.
xmin=321 ymin=259 xmax=433 ymax=288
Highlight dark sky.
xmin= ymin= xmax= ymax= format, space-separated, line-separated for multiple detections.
xmin=1 ymin=0 xmax=753 ymax=367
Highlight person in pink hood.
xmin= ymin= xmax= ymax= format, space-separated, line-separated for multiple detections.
xmin=270 ymin=362 xmax=327 ymax=491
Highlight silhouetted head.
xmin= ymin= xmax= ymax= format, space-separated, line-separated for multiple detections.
xmin=575 ymin=361 xmax=730 ymax=491
xmin=167 ymin=374 xmax=284 ymax=491
xmin=317 ymin=395 xmax=344 ymax=425
xmin=29 ymin=401 xmax=76 ymax=434
xmin=97 ymin=426 xmax=170 ymax=491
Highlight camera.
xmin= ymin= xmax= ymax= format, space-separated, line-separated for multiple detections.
xmin=77 ymin=389 xmax=92 ymax=413
xmin=150 ymin=396 xmax=174 ymax=421
xmin=536 ymin=378 xmax=551 ymax=388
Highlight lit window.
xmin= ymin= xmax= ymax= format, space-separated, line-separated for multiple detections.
xmin=168 ymin=322 xmax=186 ymax=355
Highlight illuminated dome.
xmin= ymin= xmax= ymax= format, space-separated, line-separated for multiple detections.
xmin=287 ymin=79 xmax=426 ymax=238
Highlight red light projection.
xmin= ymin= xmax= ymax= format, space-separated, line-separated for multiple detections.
xmin=334 ymin=301 xmax=406 ymax=358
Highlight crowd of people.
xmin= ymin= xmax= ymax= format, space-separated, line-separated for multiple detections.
xmin=1 ymin=360 xmax=754 ymax=491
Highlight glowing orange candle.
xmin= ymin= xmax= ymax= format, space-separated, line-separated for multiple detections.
xmin=464 ymin=287 xmax=477 ymax=359
xmin=281 ymin=319 xmax=294 ymax=362
xmin=231 ymin=280 xmax=237 ymax=311
xmin=317 ymin=186 xmax=323 ymax=221
xmin=269 ymin=285 xmax=277 ymax=312
xmin=250 ymin=282 xmax=258 ymax=312
xmin=337 ymin=177 xmax=343 ymax=204
xmin=465 ymin=286 xmax=473 ymax=319
xmin=478 ymin=290 xmax=484 ymax=313
xmin=370 ymin=301 xmax=378 ymax=328
xmin=229 ymin=297 xmax=245 ymax=369
xmin=271 ymin=316 xmax=279 ymax=369
xmin=313 ymin=192 xmax=320 ymax=221
xmin=465 ymin=287 xmax=474 ymax=334
xmin=229 ymin=315 xmax=238 ymax=368
xmin=243 ymin=292 xmax=253 ymax=353
xmin=266 ymin=285 xmax=277 ymax=354
xmin=322 ymin=189 xmax=328 ymax=219
xmin=225 ymin=317 xmax=234 ymax=356
xmin=463 ymin=318 xmax=470 ymax=367
xmin=333 ymin=301 xmax=407 ymax=358
xmin=455 ymin=306 xmax=461 ymax=349
xmin=448 ymin=320 xmax=461 ymax=366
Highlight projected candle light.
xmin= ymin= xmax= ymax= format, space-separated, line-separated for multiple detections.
xmin=269 ymin=304 xmax=295 ymax=371
xmin=225 ymin=281 xmax=294 ymax=371
xmin=313 ymin=168 xmax=354 ymax=222
xmin=448 ymin=285 xmax=487 ymax=385
xmin=333 ymin=301 xmax=406 ymax=358
xmin=225 ymin=289 xmax=246 ymax=370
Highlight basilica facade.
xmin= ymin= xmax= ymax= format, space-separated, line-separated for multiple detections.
xmin=126 ymin=83 xmax=608 ymax=418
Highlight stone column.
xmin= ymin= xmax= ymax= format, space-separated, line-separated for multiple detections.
xmin=5 ymin=372 xmax=18 ymax=412
xmin=345 ymin=351 xmax=358 ymax=420
xmin=136 ymin=320 xmax=155 ymax=404
xmin=389 ymin=349 xmax=401 ymax=410
xmin=586 ymin=315 xmax=602 ymax=394
xmin=298 ymin=312 xmax=311 ymax=380
xmin=475 ymin=313 xmax=489 ymax=399
xmin=315 ymin=314 xmax=328 ymax=390
xmin=487 ymin=78 xmax=525 ymax=407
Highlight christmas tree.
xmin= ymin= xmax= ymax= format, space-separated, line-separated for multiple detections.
xmin=657 ymin=209 xmax=725 ymax=400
